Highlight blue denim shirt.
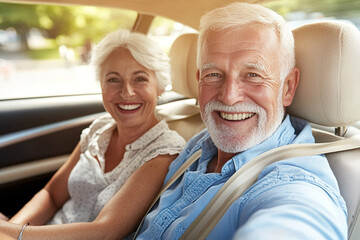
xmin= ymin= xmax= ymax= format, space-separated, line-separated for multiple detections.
xmin=137 ymin=115 xmax=348 ymax=240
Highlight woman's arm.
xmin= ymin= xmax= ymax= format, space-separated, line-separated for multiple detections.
xmin=0 ymin=154 xmax=177 ymax=240
xmin=94 ymin=153 xmax=177 ymax=238
xmin=9 ymin=143 xmax=81 ymax=226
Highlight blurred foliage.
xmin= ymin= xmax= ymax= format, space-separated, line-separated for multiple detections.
xmin=26 ymin=46 xmax=60 ymax=59
xmin=265 ymin=0 xmax=360 ymax=19
xmin=0 ymin=2 xmax=137 ymax=50
xmin=1 ymin=0 xmax=359 ymax=53
xmin=149 ymin=16 xmax=175 ymax=35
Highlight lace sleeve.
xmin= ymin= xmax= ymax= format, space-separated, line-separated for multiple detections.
xmin=141 ymin=129 xmax=186 ymax=163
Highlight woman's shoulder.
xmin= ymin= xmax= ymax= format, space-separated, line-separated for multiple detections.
xmin=155 ymin=120 xmax=187 ymax=146
xmin=136 ymin=120 xmax=186 ymax=162
xmin=89 ymin=113 xmax=115 ymax=130
xmin=80 ymin=113 xmax=115 ymax=151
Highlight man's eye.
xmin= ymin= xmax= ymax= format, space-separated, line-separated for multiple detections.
xmin=245 ymin=72 xmax=265 ymax=85
xmin=209 ymin=73 xmax=220 ymax=77
xmin=248 ymin=73 xmax=259 ymax=77
xmin=202 ymin=72 xmax=222 ymax=83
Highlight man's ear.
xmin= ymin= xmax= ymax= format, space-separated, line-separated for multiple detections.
xmin=196 ymin=69 xmax=200 ymax=81
xmin=282 ymin=67 xmax=300 ymax=107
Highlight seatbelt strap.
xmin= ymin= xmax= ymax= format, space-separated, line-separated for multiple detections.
xmin=133 ymin=149 xmax=202 ymax=239
xmin=179 ymin=133 xmax=360 ymax=240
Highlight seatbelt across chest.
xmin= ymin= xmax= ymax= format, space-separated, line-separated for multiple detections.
xmin=179 ymin=133 xmax=360 ymax=240
xmin=134 ymin=133 xmax=360 ymax=240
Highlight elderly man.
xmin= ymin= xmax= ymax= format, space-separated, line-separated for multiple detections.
xmin=136 ymin=2 xmax=347 ymax=240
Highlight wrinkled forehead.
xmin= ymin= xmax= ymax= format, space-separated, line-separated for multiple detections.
xmin=199 ymin=26 xmax=281 ymax=63
xmin=208 ymin=24 xmax=278 ymax=44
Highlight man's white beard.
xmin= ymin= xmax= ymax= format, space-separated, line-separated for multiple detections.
xmin=201 ymin=97 xmax=284 ymax=153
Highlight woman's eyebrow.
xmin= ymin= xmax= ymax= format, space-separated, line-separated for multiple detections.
xmin=105 ymin=71 xmax=120 ymax=77
xmin=133 ymin=70 xmax=150 ymax=76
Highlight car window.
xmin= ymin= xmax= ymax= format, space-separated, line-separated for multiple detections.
xmin=0 ymin=2 xmax=137 ymax=100
xmin=0 ymin=4 xmax=198 ymax=100
xmin=264 ymin=0 xmax=360 ymax=29
xmin=147 ymin=16 xmax=197 ymax=93
xmin=148 ymin=16 xmax=197 ymax=54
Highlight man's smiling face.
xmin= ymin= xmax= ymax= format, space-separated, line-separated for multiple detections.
xmin=197 ymin=25 xmax=286 ymax=153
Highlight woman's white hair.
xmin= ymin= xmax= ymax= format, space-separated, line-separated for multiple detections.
xmin=91 ymin=29 xmax=170 ymax=92
xmin=198 ymin=2 xmax=295 ymax=81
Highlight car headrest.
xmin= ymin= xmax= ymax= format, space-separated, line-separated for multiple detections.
xmin=169 ymin=33 xmax=199 ymax=100
xmin=288 ymin=21 xmax=360 ymax=127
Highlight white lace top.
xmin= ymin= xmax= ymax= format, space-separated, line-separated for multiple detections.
xmin=48 ymin=113 xmax=186 ymax=224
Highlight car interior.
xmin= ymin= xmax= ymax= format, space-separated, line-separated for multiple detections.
xmin=0 ymin=0 xmax=359 ymax=239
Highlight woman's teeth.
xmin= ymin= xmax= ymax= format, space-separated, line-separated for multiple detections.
xmin=118 ymin=104 xmax=141 ymax=110
xmin=220 ymin=112 xmax=255 ymax=121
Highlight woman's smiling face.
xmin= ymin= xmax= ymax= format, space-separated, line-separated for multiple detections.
xmin=100 ymin=47 xmax=160 ymax=131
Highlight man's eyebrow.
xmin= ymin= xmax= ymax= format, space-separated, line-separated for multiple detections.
xmin=245 ymin=62 xmax=267 ymax=72
xmin=199 ymin=62 xmax=217 ymax=71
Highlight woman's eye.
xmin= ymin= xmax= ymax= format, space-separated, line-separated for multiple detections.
xmin=135 ymin=77 xmax=148 ymax=82
xmin=107 ymin=77 xmax=119 ymax=82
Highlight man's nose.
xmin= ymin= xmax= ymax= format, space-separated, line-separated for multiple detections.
xmin=121 ymin=82 xmax=135 ymax=98
xmin=218 ymin=78 xmax=245 ymax=105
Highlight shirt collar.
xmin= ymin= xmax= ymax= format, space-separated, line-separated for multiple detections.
xmin=231 ymin=115 xmax=296 ymax=171
xmin=125 ymin=119 xmax=169 ymax=151
xmin=197 ymin=115 xmax=306 ymax=173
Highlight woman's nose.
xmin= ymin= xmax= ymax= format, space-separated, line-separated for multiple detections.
xmin=121 ymin=82 xmax=135 ymax=98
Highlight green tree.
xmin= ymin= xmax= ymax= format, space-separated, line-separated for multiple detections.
xmin=0 ymin=2 xmax=137 ymax=51
xmin=36 ymin=5 xmax=77 ymax=39
xmin=0 ymin=3 xmax=39 ymax=50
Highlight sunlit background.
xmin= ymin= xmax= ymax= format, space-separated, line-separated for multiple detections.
xmin=0 ymin=0 xmax=359 ymax=100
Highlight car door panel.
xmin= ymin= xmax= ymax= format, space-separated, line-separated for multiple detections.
xmin=0 ymin=94 xmax=105 ymax=217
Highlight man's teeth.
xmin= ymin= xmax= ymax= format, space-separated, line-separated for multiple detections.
xmin=220 ymin=112 xmax=255 ymax=121
xmin=118 ymin=104 xmax=141 ymax=110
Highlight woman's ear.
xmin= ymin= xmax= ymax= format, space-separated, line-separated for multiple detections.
xmin=282 ymin=67 xmax=300 ymax=107
xmin=157 ymin=87 xmax=164 ymax=98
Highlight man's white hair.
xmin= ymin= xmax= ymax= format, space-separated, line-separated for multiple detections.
xmin=197 ymin=2 xmax=295 ymax=81
xmin=91 ymin=29 xmax=170 ymax=92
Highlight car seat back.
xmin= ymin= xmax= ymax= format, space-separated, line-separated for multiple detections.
xmin=289 ymin=21 xmax=360 ymax=239
xmin=157 ymin=33 xmax=204 ymax=141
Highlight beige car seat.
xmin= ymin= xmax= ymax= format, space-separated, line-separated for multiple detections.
xmin=156 ymin=33 xmax=204 ymax=141
xmin=163 ymin=20 xmax=360 ymax=239
xmin=289 ymin=21 xmax=360 ymax=239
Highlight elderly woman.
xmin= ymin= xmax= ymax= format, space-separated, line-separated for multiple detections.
xmin=0 ymin=29 xmax=186 ymax=239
